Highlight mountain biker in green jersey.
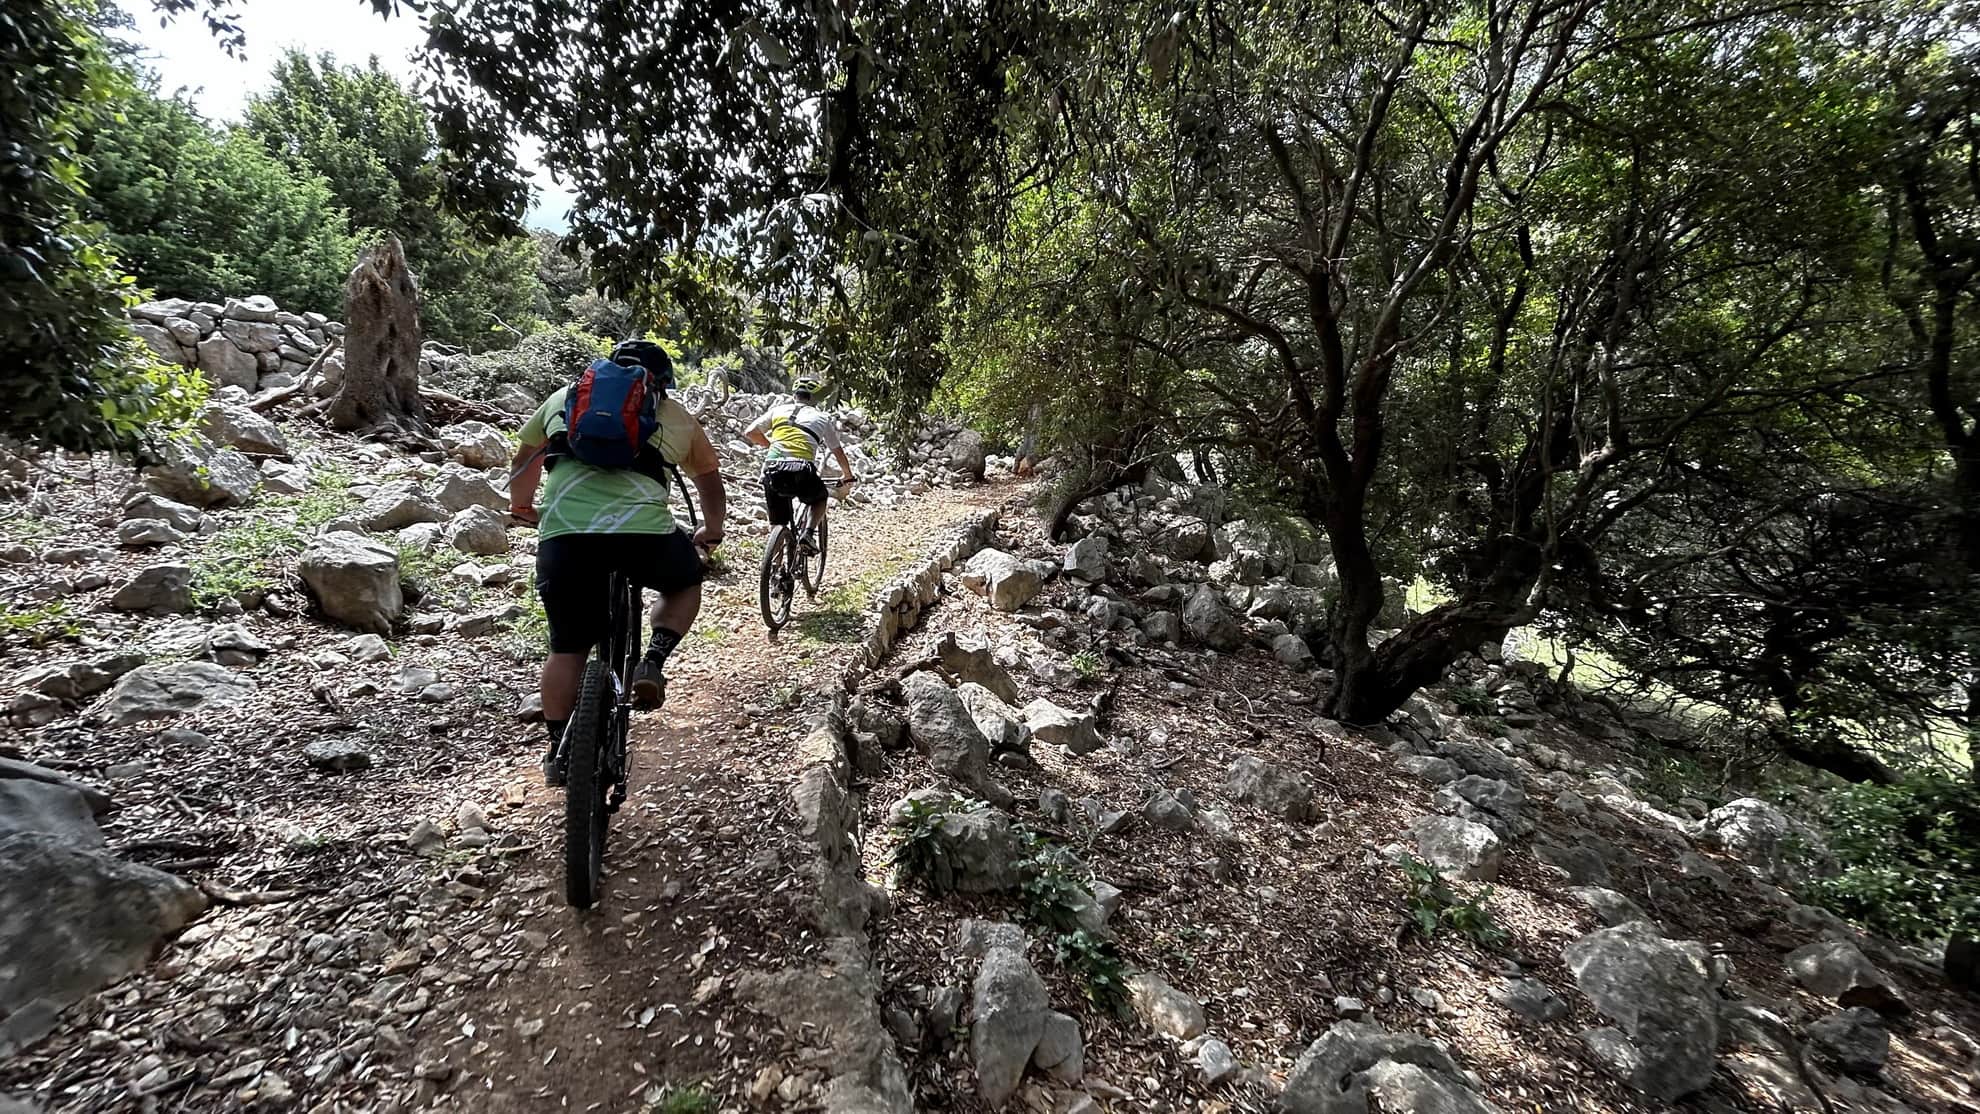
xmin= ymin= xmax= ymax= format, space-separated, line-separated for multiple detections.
xmin=509 ymin=339 xmax=726 ymax=785
xmin=744 ymin=376 xmax=855 ymax=546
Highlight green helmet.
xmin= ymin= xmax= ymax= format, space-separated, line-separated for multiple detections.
xmin=793 ymin=375 xmax=822 ymax=397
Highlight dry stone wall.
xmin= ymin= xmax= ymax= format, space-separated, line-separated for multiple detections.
xmin=129 ymin=295 xmax=344 ymax=395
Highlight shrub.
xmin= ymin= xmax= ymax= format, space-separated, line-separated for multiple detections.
xmin=890 ymin=793 xmax=986 ymax=894
xmin=433 ymin=323 xmax=610 ymax=402
xmin=1448 ymin=684 xmax=1493 ymax=717
xmin=1800 ymin=775 xmax=1980 ymax=942
xmin=1051 ymin=928 xmax=1132 ymax=1015
xmin=1398 ymin=854 xmax=1509 ymax=949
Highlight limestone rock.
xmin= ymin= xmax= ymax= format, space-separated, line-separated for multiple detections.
xmin=110 ymin=563 xmax=195 ymax=613
xmin=1126 ymin=972 xmax=1205 ymax=1040
xmin=936 ymin=632 xmax=1020 ymax=702
xmin=887 ymin=790 xmax=1023 ymax=893
xmin=97 ymin=662 xmax=253 ymax=725
xmin=195 ymin=334 xmax=260 ymax=389
xmin=1021 ymin=697 xmax=1102 ymax=757
xmin=116 ymin=518 xmax=186 ymax=548
xmin=297 ymin=533 xmax=404 ymax=634
xmin=1141 ymin=611 xmax=1182 ymax=644
xmin=143 ymin=435 xmax=259 ymax=507
xmin=1224 ymin=754 xmax=1318 ymax=821
xmin=1562 ymin=921 xmax=1720 ymax=1100
xmin=0 ymin=780 xmax=103 ymax=848
xmin=1805 ymin=1006 xmax=1890 ymax=1074
xmin=199 ymin=402 xmax=288 ymax=457
xmin=905 ymin=672 xmax=1013 ymax=807
xmin=1271 ymin=632 xmax=1317 ymax=669
xmin=123 ymin=492 xmax=203 ymax=533
xmin=1489 ymin=977 xmax=1567 ymax=1024
xmin=1433 ymin=775 xmax=1530 ymax=839
xmin=1031 ymin=1010 xmax=1083 ymax=1084
xmin=1566 ymin=886 xmax=1651 ymax=927
xmin=1786 ymin=940 xmax=1908 ymax=1015
xmin=358 ymin=482 xmax=449 ymax=532
xmin=439 ymin=421 xmax=511 ymax=469
xmin=961 ymin=549 xmax=1045 ymax=612
xmin=958 ymin=683 xmax=1030 ymax=758
xmin=0 ymin=834 xmax=206 ymax=1055
xmin=971 ymin=946 xmax=1049 ymax=1107
xmin=432 ymin=463 xmax=507 ymax=513
xmin=446 ymin=505 xmax=510 ymax=556
xmin=1063 ymin=535 xmax=1108 ymax=582
xmin=1282 ymin=1020 xmax=1498 ymax=1114
xmin=1703 ymin=797 xmax=1831 ymax=886
xmin=948 ymin=430 xmax=988 ymax=481
xmin=1182 ymin=584 xmax=1244 ymax=650
xmin=1407 ymin=815 xmax=1504 ymax=882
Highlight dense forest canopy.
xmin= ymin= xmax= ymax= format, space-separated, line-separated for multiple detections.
xmin=1 ymin=0 xmax=1976 ymax=789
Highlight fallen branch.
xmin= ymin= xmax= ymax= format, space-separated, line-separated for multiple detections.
xmin=199 ymin=881 xmax=312 ymax=906
xmin=249 ymin=337 xmax=340 ymax=412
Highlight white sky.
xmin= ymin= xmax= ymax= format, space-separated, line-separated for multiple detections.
xmin=113 ymin=0 xmax=575 ymax=232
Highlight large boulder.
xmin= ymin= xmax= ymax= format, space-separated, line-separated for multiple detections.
xmin=0 ymin=834 xmax=207 ymax=1055
xmin=948 ymin=430 xmax=988 ymax=481
xmin=1785 ymin=940 xmax=1908 ymax=1015
xmin=904 ymin=672 xmax=1013 ymax=807
xmin=960 ymin=549 xmax=1045 ymax=612
xmin=958 ymin=684 xmax=1030 ymax=758
xmin=432 ymin=463 xmax=507 ymax=513
xmin=357 ymin=482 xmax=449 ymax=532
xmin=1562 ymin=921 xmax=1720 ymax=1101
xmin=1150 ymin=514 xmax=1215 ymax=562
xmin=1021 ymin=697 xmax=1102 ymax=757
xmin=1282 ymin=1021 xmax=1500 ymax=1114
xmin=1224 ymin=754 xmax=1318 ymax=821
xmin=143 ymin=435 xmax=259 ymax=507
xmin=887 ymin=790 xmax=1025 ymax=893
xmin=1805 ymin=1007 xmax=1890 ymax=1074
xmin=445 ymin=505 xmax=510 ymax=556
xmin=1433 ymin=775 xmax=1530 ymax=839
xmin=935 ymin=632 xmax=1019 ymax=703
xmin=1407 ymin=815 xmax=1504 ymax=882
xmin=297 ymin=533 xmax=404 ymax=634
xmin=971 ymin=946 xmax=1048 ymax=1106
xmin=97 ymin=662 xmax=254 ymax=725
xmin=0 ymin=780 xmax=103 ymax=848
xmin=195 ymin=334 xmax=260 ymax=389
xmin=439 ymin=421 xmax=511 ymax=469
xmin=199 ymin=401 xmax=288 ymax=457
xmin=1702 ymin=798 xmax=1830 ymax=885
xmin=1182 ymin=584 xmax=1244 ymax=650
xmin=110 ymin=563 xmax=195 ymax=613
xmin=1063 ymin=535 xmax=1108 ymax=582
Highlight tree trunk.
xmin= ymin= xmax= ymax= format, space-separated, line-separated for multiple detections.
xmin=329 ymin=237 xmax=427 ymax=436
xmin=1767 ymin=726 xmax=1898 ymax=785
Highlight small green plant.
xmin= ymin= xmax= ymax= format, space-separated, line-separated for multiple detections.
xmin=1019 ymin=841 xmax=1093 ymax=933
xmin=1398 ymin=854 xmax=1510 ymax=949
xmin=647 ymin=1084 xmax=716 ymax=1114
xmin=1800 ymin=775 xmax=1980 ymax=943
xmin=502 ymin=593 xmax=551 ymax=661
xmin=1449 ymin=684 xmax=1494 ymax=717
xmin=1052 ymin=928 xmax=1132 ymax=1015
xmin=0 ymin=600 xmax=83 ymax=646
xmin=1070 ymin=649 xmax=1104 ymax=680
xmin=188 ymin=478 xmax=360 ymax=608
xmin=1472 ymin=715 xmax=1511 ymax=738
xmin=890 ymin=794 xmax=986 ymax=894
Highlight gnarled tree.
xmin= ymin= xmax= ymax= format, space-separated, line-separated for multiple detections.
xmin=329 ymin=237 xmax=427 ymax=437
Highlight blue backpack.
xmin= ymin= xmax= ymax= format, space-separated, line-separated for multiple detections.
xmin=561 ymin=358 xmax=660 ymax=469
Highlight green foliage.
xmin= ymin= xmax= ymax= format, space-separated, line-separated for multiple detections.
xmin=1069 ymin=650 xmax=1103 ymax=681
xmin=1397 ymin=855 xmax=1509 ymax=950
xmin=77 ymin=85 xmax=360 ymax=313
xmin=190 ymin=478 xmax=356 ymax=608
xmin=1801 ymin=776 xmax=1980 ymax=942
xmin=0 ymin=1 xmax=206 ymax=454
xmin=1018 ymin=841 xmax=1092 ymax=934
xmin=1051 ymin=928 xmax=1132 ymax=1016
xmin=502 ymin=591 xmax=551 ymax=662
xmin=646 ymin=1085 xmax=716 ymax=1114
xmin=433 ymin=323 xmax=610 ymax=402
xmin=0 ymin=600 xmax=84 ymax=648
xmin=243 ymin=50 xmax=542 ymax=349
xmin=1447 ymin=685 xmax=1494 ymax=717
xmin=889 ymin=793 xmax=985 ymax=895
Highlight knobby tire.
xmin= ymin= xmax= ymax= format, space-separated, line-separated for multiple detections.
xmin=563 ymin=659 xmax=610 ymax=908
xmin=760 ymin=525 xmax=794 ymax=631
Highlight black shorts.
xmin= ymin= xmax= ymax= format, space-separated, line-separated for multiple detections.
xmin=763 ymin=463 xmax=828 ymax=527
xmin=535 ymin=531 xmax=705 ymax=654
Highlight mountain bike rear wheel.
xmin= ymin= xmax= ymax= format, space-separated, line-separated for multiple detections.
xmin=800 ymin=516 xmax=829 ymax=597
xmin=563 ymin=658 xmax=611 ymax=908
xmin=760 ymin=525 xmax=796 ymax=631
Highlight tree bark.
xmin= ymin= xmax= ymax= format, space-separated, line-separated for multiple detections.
xmin=329 ymin=237 xmax=427 ymax=436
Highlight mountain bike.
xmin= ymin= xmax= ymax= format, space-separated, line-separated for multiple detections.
xmin=759 ymin=478 xmax=853 ymax=632
xmin=662 ymin=459 xmax=698 ymax=529
xmin=561 ymin=570 xmax=640 ymax=908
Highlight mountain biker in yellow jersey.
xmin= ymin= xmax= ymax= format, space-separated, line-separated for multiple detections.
xmin=508 ymin=339 xmax=726 ymax=786
xmin=744 ymin=376 xmax=854 ymax=546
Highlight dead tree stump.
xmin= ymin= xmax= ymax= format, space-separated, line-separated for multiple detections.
xmin=329 ymin=237 xmax=427 ymax=437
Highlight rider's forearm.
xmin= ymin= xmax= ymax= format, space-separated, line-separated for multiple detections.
xmin=693 ymin=472 xmax=727 ymax=536
xmin=835 ymin=449 xmax=854 ymax=480
xmin=509 ymin=444 xmax=544 ymax=510
xmin=745 ymin=429 xmax=771 ymax=448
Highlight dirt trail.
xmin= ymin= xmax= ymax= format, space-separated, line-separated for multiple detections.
xmin=414 ymin=479 xmax=1019 ymax=1111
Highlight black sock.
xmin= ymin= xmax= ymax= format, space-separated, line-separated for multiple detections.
xmin=644 ymin=627 xmax=684 ymax=669
xmin=545 ymin=718 xmax=567 ymax=745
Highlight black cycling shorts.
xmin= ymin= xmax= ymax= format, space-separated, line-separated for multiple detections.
xmin=536 ymin=530 xmax=705 ymax=654
xmin=763 ymin=463 xmax=828 ymax=527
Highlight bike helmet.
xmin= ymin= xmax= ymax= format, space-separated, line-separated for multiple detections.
xmin=610 ymin=339 xmax=676 ymax=389
xmin=793 ymin=375 xmax=822 ymax=399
